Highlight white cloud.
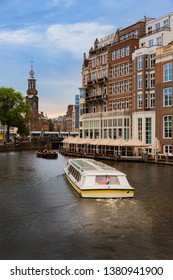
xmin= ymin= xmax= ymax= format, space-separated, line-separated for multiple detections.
xmin=0 ymin=28 xmax=43 ymax=44
xmin=0 ymin=22 xmax=115 ymax=57
xmin=46 ymin=23 xmax=115 ymax=55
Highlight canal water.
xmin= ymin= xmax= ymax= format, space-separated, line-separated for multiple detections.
xmin=0 ymin=151 xmax=173 ymax=260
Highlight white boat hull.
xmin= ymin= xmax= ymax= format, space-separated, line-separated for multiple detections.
xmin=66 ymin=174 xmax=134 ymax=198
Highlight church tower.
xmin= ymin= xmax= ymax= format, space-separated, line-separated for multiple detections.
xmin=26 ymin=62 xmax=40 ymax=131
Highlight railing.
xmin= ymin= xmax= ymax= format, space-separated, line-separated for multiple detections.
xmin=80 ymin=109 xmax=131 ymax=120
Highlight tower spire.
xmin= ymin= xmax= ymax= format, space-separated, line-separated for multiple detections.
xmin=29 ymin=59 xmax=35 ymax=78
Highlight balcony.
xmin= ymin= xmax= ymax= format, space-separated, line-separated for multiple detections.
xmin=145 ymin=26 xmax=170 ymax=37
xmin=87 ymin=76 xmax=108 ymax=86
xmin=85 ymin=93 xmax=108 ymax=103
xmin=80 ymin=109 xmax=131 ymax=120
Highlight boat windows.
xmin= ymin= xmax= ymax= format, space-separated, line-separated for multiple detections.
xmin=68 ymin=165 xmax=81 ymax=182
xmin=95 ymin=176 xmax=120 ymax=185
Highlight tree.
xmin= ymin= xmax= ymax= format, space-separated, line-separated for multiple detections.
xmin=0 ymin=87 xmax=31 ymax=142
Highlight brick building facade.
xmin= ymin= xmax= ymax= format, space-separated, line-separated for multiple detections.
xmin=79 ymin=12 xmax=173 ymax=154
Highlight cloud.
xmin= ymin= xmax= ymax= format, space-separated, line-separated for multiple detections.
xmin=0 ymin=27 xmax=43 ymax=44
xmin=51 ymin=0 xmax=76 ymax=8
xmin=0 ymin=22 xmax=115 ymax=57
xmin=45 ymin=22 xmax=115 ymax=56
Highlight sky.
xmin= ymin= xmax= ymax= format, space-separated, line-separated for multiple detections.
xmin=0 ymin=0 xmax=173 ymax=118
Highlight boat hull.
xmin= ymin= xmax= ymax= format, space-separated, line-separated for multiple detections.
xmin=36 ymin=152 xmax=58 ymax=159
xmin=66 ymin=174 xmax=134 ymax=198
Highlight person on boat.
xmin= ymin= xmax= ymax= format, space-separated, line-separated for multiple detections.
xmin=106 ymin=175 xmax=111 ymax=185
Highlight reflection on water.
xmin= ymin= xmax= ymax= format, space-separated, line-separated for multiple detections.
xmin=0 ymin=151 xmax=173 ymax=260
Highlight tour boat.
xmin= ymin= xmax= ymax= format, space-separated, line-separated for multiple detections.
xmin=64 ymin=158 xmax=135 ymax=198
xmin=36 ymin=149 xmax=58 ymax=159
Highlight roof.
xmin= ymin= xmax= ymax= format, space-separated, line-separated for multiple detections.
xmin=70 ymin=158 xmax=124 ymax=176
xmin=63 ymin=137 xmax=149 ymax=147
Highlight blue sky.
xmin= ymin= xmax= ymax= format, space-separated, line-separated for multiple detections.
xmin=0 ymin=0 xmax=173 ymax=117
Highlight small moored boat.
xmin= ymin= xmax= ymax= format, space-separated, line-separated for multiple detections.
xmin=36 ymin=149 xmax=58 ymax=159
xmin=64 ymin=158 xmax=135 ymax=198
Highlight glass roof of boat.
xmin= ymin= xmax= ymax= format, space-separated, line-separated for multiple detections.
xmin=71 ymin=159 xmax=115 ymax=171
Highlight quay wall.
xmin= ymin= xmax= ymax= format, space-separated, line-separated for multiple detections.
xmin=0 ymin=138 xmax=47 ymax=153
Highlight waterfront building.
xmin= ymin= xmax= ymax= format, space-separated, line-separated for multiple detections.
xmin=108 ymin=19 xmax=147 ymax=140
xmin=79 ymin=12 xmax=173 ymax=154
xmin=79 ymin=18 xmax=147 ymax=140
xmin=132 ymin=13 xmax=173 ymax=152
xmin=155 ymin=41 xmax=173 ymax=154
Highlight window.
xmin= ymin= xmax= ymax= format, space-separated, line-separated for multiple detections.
xmin=163 ymin=88 xmax=172 ymax=107
xmin=164 ymin=63 xmax=172 ymax=82
xmin=117 ymin=65 xmax=120 ymax=76
xmin=112 ymin=83 xmax=116 ymax=94
xmin=137 ymin=56 xmax=143 ymax=70
xmin=112 ymin=67 xmax=116 ymax=77
xmin=150 ymin=54 xmax=155 ymax=68
xmin=121 ymin=99 xmax=125 ymax=109
xmin=92 ymin=58 xmax=96 ymax=67
xmin=103 ymin=129 xmax=107 ymax=138
xmin=155 ymin=23 xmax=160 ymax=31
xmin=118 ymin=118 xmax=122 ymax=127
xmin=95 ymin=176 xmax=120 ymax=185
xmin=157 ymin=36 xmax=162 ymax=46
xmin=117 ymin=49 xmax=120 ymax=59
xmin=121 ymin=81 xmax=125 ymax=93
xmin=145 ymin=92 xmax=149 ymax=108
xmin=150 ymin=93 xmax=155 ymax=108
xmin=137 ymin=75 xmax=143 ymax=89
xmin=125 ymin=99 xmax=129 ymax=109
xmin=163 ymin=19 xmax=169 ymax=28
xmin=112 ymin=101 xmax=116 ymax=110
xmin=108 ymin=119 xmax=112 ymax=127
xmin=93 ymin=104 xmax=96 ymax=113
xmin=149 ymin=39 xmax=153 ymax=47
xmin=137 ymin=93 xmax=142 ymax=108
xmin=150 ymin=73 xmax=155 ymax=88
xmin=124 ymin=128 xmax=129 ymax=140
xmin=148 ymin=26 xmax=152 ymax=34
xmin=117 ymin=83 xmax=120 ymax=93
xmin=164 ymin=145 xmax=172 ymax=154
xmin=103 ymin=68 xmax=107 ymax=77
xmin=134 ymin=30 xmax=138 ymax=38
xmin=121 ymin=48 xmax=125 ymax=57
xmin=146 ymin=55 xmax=149 ymax=69
xmin=121 ymin=64 xmax=124 ymax=75
xmin=146 ymin=74 xmax=149 ymax=88
xmin=97 ymin=56 xmax=100 ymax=66
xmin=126 ymin=46 xmax=130 ymax=56
xmin=93 ymin=88 xmax=96 ymax=96
xmin=102 ymin=54 xmax=107 ymax=64
xmin=92 ymin=71 xmax=96 ymax=80
xmin=163 ymin=116 xmax=172 ymax=138
xmin=138 ymin=118 xmax=142 ymax=141
xmin=112 ymin=51 xmax=116 ymax=60
xmin=146 ymin=117 xmax=152 ymax=144
xmin=113 ymin=119 xmax=117 ymax=127
xmin=126 ymin=62 xmax=130 ymax=74
xmin=104 ymin=84 xmax=107 ymax=95
xmin=126 ymin=80 xmax=130 ymax=92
